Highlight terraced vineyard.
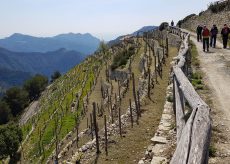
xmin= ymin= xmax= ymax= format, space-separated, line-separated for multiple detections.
xmin=19 ymin=28 xmax=177 ymax=163
xmin=20 ymin=49 xmax=112 ymax=163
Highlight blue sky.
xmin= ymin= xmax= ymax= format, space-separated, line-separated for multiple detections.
xmin=0 ymin=0 xmax=216 ymax=41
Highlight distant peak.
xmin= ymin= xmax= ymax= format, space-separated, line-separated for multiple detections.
xmin=10 ymin=33 xmax=24 ymax=37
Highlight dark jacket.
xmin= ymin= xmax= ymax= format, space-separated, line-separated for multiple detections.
xmin=210 ymin=26 xmax=218 ymax=36
xmin=221 ymin=27 xmax=230 ymax=37
xmin=196 ymin=26 xmax=203 ymax=34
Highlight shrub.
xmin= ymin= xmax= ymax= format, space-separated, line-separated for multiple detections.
xmin=111 ymin=46 xmax=135 ymax=70
xmin=182 ymin=14 xmax=196 ymax=23
xmin=0 ymin=101 xmax=11 ymax=124
xmin=208 ymin=1 xmax=229 ymax=13
xmin=177 ymin=14 xmax=196 ymax=27
xmin=0 ymin=123 xmax=22 ymax=159
xmin=209 ymin=145 xmax=217 ymax=157
xmin=24 ymin=74 xmax=48 ymax=100
xmin=51 ymin=71 xmax=61 ymax=83
xmin=3 ymin=87 xmax=29 ymax=116
xmin=167 ymin=96 xmax=173 ymax=102
xmin=191 ymin=72 xmax=202 ymax=80
xmin=199 ymin=10 xmax=204 ymax=16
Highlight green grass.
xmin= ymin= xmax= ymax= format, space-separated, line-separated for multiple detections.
xmin=190 ymin=41 xmax=200 ymax=67
xmin=21 ymin=121 xmax=32 ymax=140
xmin=209 ymin=145 xmax=217 ymax=157
xmin=21 ymin=51 xmax=110 ymax=163
xmin=190 ymin=41 xmax=204 ymax=90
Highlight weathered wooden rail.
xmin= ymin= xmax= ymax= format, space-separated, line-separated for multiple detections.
xmin=169 ymin=26 xmax=211 ymax=164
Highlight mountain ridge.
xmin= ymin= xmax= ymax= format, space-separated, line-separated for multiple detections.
xmin=0 ymin=32 xmax=100 ymax=54
xmin=108 ymin=25 xmax=157 ymax=46
xmin=0 ymin=46 xmax=86 ymax=92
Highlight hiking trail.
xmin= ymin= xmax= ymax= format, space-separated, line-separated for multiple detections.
xmin=189 ymin=30 xmax=230 ymax=163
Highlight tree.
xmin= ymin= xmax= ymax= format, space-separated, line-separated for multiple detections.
xmin=97 ymin=41 xmax=109 ymax=55
xmin=0 ymin=123 xmax=22 ymax=159
xmin=0 ymin=101 xmax=11 ymax=125
xmin=51 ymin=71 xmax=61 ymax=83
xmin=23 ymin=74 xmax=48 ymax=100
xmin=3 ymin=87 xmax=29 ymax=116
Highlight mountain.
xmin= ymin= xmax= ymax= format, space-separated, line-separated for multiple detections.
xmin=108 ymin=25 xmax=157 ymax=46
xmin=0 ymin=33 xmax=100 ymax=55
xmin=0 ymin=47 xmax=86 ymax=92
xmin=132 ymin=25 xmax=158 ymax=36
xmin=0 ymin=67 xmax=32 ymax=93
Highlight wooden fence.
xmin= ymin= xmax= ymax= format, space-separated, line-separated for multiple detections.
xmin=169 ymin=26 xmax=212 ymax=164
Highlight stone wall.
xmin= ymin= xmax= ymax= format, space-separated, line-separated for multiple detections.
xmin=109 ymin=70 xmax=129 ymax=81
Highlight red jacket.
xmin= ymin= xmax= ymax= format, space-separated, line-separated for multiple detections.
xmin=202 ymin=28 xmax=210 ymax=38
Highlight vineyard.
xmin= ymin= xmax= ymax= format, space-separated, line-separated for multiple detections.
xmin=18 ymin=27 xmax=181 ymax=163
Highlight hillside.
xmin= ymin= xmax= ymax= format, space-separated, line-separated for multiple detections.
xmin=0 ymin=33 xmax=100 ymax=55
xmin=178 ymin=1 xmax=230 ymax=31
xmin=0 ymin=47 xmax=85 ymax=92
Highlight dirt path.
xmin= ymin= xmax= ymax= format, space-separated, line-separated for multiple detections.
xmin=189 ymin=32 xmax=230 ymax=163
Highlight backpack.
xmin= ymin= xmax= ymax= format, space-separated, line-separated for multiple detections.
xmin=222 ymin=28 xmax=229 ymax=35
xmin=211 ymin=27 xmax=218 ymax=36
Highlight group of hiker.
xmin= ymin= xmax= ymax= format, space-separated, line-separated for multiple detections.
xmin=196 ymin=24 xmax=230 ymax=52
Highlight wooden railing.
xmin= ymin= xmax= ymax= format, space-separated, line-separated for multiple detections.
xmin=169 ymin=26 xmax=212 ymax=164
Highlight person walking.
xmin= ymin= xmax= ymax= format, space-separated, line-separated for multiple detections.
xmin=171 ymin=20 xmax=174 ymax=27
xmin=196 ymin=25 xmax=203 ymax=42
xmin=178 ymin=21 xmax=182 ymax=28
xmin=202 ymin=25 xmax=210 ymax=52
xmin=221 ymin=24 xmax=230 ymax=49
xmin=210 ymin=24 xmax=218 ymax=48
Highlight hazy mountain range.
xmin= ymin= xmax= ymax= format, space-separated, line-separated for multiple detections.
xmin=0 ymin=47 xmax=86 ymax=92
xmin=0 ymin=33 xmax=100 ymax=55
xmin=0 ymin=32 xmax=101 ymax=94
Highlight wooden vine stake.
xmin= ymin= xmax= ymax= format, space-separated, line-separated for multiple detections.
xmin=118 ymin=80 xmax=121 ymax=105
xmin=166 ymin=36 xmax=169 ymax=57
xmin=129 ymin=99 xmax=133 ymax=128
xmin=104 ymin=115 xmax=108 ymax=156
xmin=93 ymin=102 xmax=100 ymax=154
xmin=148 ymin=68 xmax=151 ymax=98
xmin=132 ymin=73 xmax=139 ymax=124
xmin=137 ymin=91 xmax=141 ymax=116
xmin=118 ymin=107 xmax=122 ymax=137
xmin=90 ymin=113 xmax=93 ymax=140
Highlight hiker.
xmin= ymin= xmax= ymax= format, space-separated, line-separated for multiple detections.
xmin=171 ymin=20 xmax=174 ymax=27
xmin=178 ymin=21 xmax=182 ymax=28
xmin=196 ymin=25 xmax=203 ymax=42
xmin=221 ymin=24 xmax=230 ymax=49
xmin=210 ymin=24 xmax=218 ymax=48
xmin=202 ymin=25 xmax=210 ymax=52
